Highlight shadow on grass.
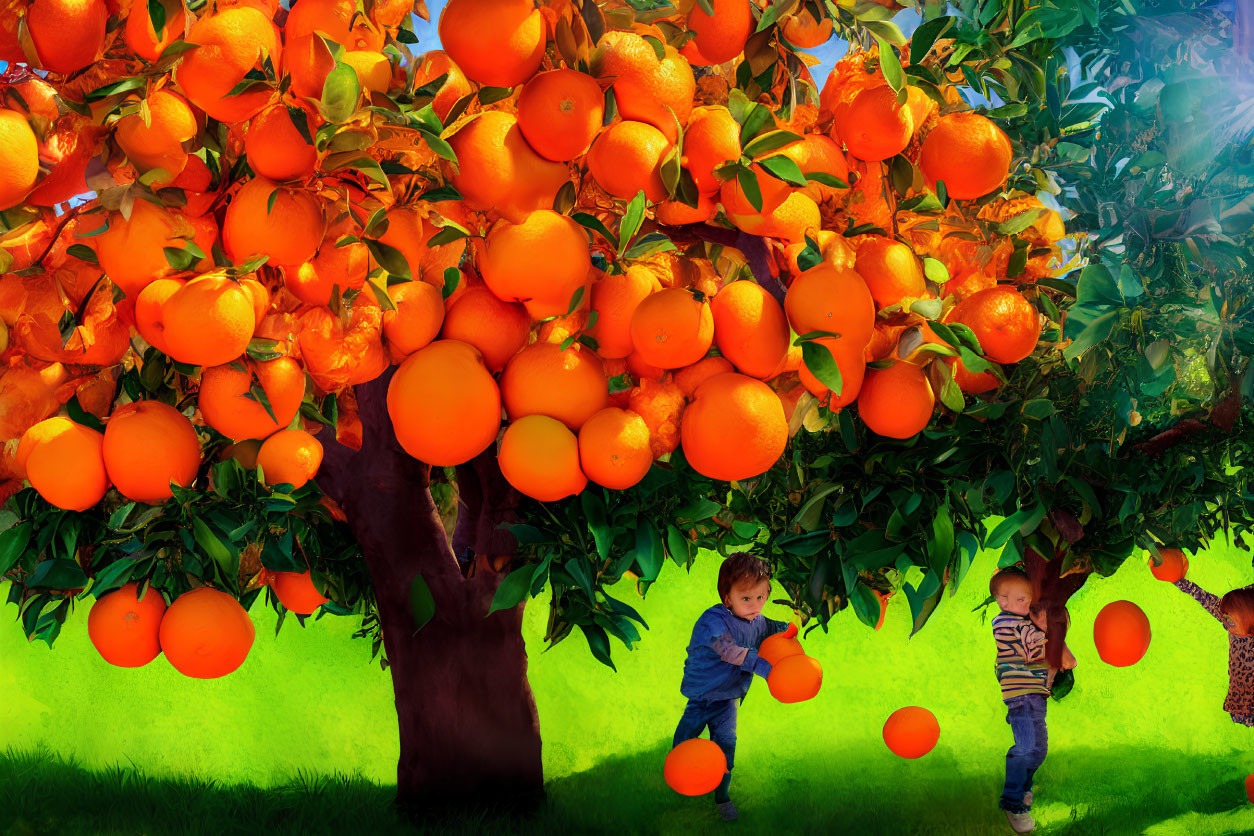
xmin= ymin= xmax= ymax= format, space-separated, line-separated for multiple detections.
xmin=2 ymin=744 xmax=1251 ymax=835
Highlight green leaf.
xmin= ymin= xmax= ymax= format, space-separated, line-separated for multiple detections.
xmin=849 ymin=582 xmax=881 ymax=629
xmin=488 ymin=563 xmax=536 ymax=615
xmin=192 ymin=516 xmax=237 ymax=579
xmin=1062 ymin=310 xmax=1119 ymax=362
xmin=666 ymin=524 xmax=692 ymax=566
xmin=797 ymin=235 xmax=824 ymax=272
xmin=85 ymin=77 xmax=146 ymax=103
xmin=565 ymin=557 xmax=596 ymax=602
xmin=758 ymin=154 xmax=807 ymax=187
xmin=910 ymin=16 xmax=953 ymax=66
xmin=864 ymin=19 xmax=906 ymax=47
xmin=634 ymin=523 xmax=664 ymax=582
xmin=641 ymin=34 xmax=665 ymax=62
xmin=246 ymin=337 xmax=284 ymax=362
xmin=676 ymin=498 xmax=722 ymax=520
xmin=285 ymin=105 xmax=315 ymax=146
xmin=738 ymin=102 xmax=775 ymax=146
xmin=364 ymin=238 xmax=413 ymax=280
xmin=800 ymin=341 xmax=843 ymax=395
xmin=804 ymin=172 xmax=849 ymax=189
xmin=921 ymin=257 xmax=950 ymax=284
xmin=320 ymin=62 xmax=361 ymax=123
xmin=927 ymin=505 xmax=954 ymax=575
xmin=26 ymin=559 xmax=89 ymax=589
xmin=580 ymin=623 xmax=617 ymax=670
xmin=91 ymin=557 xmax=145 ymax=597
xmin=571 ymin=212 xmax=617 ymax=246
xmin=565 ymin=284 xmax=586 ymax=316
xmin=878 ymin=37 xmax=903 ymax=93
xmin=66 ymin=244 xmax=98 ymax=264
xmin=618 ymin=191 xmax=647 ymax=255
xmin=66 ymin=394 xmax=105 ymax=432
xmin=743 ymin=129 xmax=802 ymax=159
xmin=442 ymin=267 xmax=461 ymax=299
xmin=904 ymin=571 xmax=945 ymax=637
xmin=147 ymin=0 xmax=166 ymax=37
xmin=986 ymin=503 xmax=1046 ymax=550
xmin=581 ymin=491 xmax=611 ymax=561
xmin=736 ymin=167 xmax=763 ymax=213
xmin=0 ymin=522 xmax=32 ymax=577
xmin=478 ymin=86 xmax=513 ymax=105
xmin=409 ymin=573 xmax=436 ymax=634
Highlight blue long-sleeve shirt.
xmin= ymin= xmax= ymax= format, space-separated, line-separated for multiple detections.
xmin=680 ymin=604 xmax=790 ymax=702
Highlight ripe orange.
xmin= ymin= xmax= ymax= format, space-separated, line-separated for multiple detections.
xmin=447 ymin=111 xmax=569 ymax=224
xmin=161 ymin=275 xmax=257 ymax=367
xmin=883 ymin=706 xmax=940 ymax=759
xmin=21 ymin=417 xmax=109 ymax=511
xmin=627 ymin=349 xmax=667 ymax=383
xmin=1149 ymin=548 xmax=1188 ymax=583
xmin=948 ymin=355 xmax=1000 ymax=394
xmin=517 ymin=69 xmax=605 ymax=162
xmin=654 ymin=193 xmax=717 ymax=225
xmin=948 ymin=286 xmax=1040 ymax=364
xmin=857 ymin=361 xmax=935 ymax=438
xmin=438 ymin=0 xmax=546 ymax=88
xmin=481 ymin=210 xmax=591 ymax=320
xmin=440 ymin=285 xmax=530 ymax=372
xmin=855 ymin=236 xmax=927 ymax=309
xmin=382 ymin=280 xmax=445 ymax=360
xmin=257 ymin=429 xmax=324 ymax=489
xmin=577 ymin=407 xmax=652 ymax=490
xmin=767 ymin=653 xmax=822 ymax=703
xmin=758 ymin=629 xmax=804 ymax=666
xmin=783 ymin=264 xmax=875 ymax=349
xmin=499 ymin=414 xmax=588 ymax=502
xmin=198 ymin=356 xmax=305 ymax=441
xmin=628 ymin=378 xmax=684 ymax=457
xmin=223 ymin=178 xmax=324 ymax=270
xmin=1093 ymin=600 xmax=1151 ymax=667
xmin=297 ymin=303 xmax=389 ymax=390
xmin=664 ymin=739 xmax=726 ymax=796
xmin=134 ymin=277 xmax=185 ymax=354
xmin=245 ymin=104 xmax=317 ymax=182
xmin=782 ymin=9 xmax=833 ymax=48
xmin=271 ymin=570 xmax=329 ymax=614
xmin=125 ymin=0 xmax=186 ymax=61
xmin=719 ymin=161 xmax=790 ymax=219
xmin=175 ymin=7 xmax=282 ymax=124
xmin=730 ymin=190 xmax=820 ymax=245
xmin=833 ymin=85 xmax=914 ymax=162
xmin=342 ymin=50 xmax=392 ymax=93
xmin=82 ymin=200 xmax=192 ymax=299
xmin=411 ymin=50 xmax=473 ymax=123
xmin=376 ymin=206 xmax=428 ymax=281
xmin=673 ymin=356 xmax=734 ymax=398
xmin=27 ymin=0 xmax=108 ymax=75
xmin=159 ymin=587 xmax=255 ymax=679
xmin=630 ymin=287 xmax=714 ymax=369
xmin=710 ymin=281 xmax=789 ymax=379
xmin=588 ymin=265 xmax=663 ymax=359
xmin=223 ymin=439 xmax=262 ymax=470
xmin=103 ymin=400 xmax=200 ymax=504
xmin=681 ymin=373 xmax=786 ymax=481
xmin=681 ymin=106 xmax=741 ymax=195
xmin=919 ymin=112 xmax=1013 ymax=200
xmin=87 ymin=583 xmax=167 ymax=668
xmin=680 ymin=0 xmax=752 ymax=66
xmin=774 ymin=134 xmax=849 ymax=202
xmin=0 ymin=110 xmax=40 ymax=210
xmin=798 ymin=337 xmax=866 ymax=409
xmin=588 ymin=120 xmax=673 ymax=203
xmin=387 ymin=339 xmax=502 ymax=466
xmin=115 ymin=90 xmax=198 ymax=179
xmin=501 ymin=342 xmax=609 ymax=432
xmin=284 ymin=0 xmax=385 ymax=99
xmin=592 ymin=31 xmax=695 ymax=142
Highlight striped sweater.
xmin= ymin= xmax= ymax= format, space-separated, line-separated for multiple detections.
xmin=992 ymin=610 xmax=1050 ymax=701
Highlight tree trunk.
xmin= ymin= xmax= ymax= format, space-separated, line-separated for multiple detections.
xmin=316 ymin=370 xmax=543 ymax=819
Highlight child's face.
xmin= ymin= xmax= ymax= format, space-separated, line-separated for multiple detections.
xmin=995 ymin=578 xmax=1033 ymax=616
xmin=723 ymin=578 xmax=770 ymax=620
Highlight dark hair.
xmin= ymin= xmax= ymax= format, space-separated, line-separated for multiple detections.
xmin=718 ymin=553 xmax=772 ymax=602
xmin=989 ymin=568 xmax=1030 ymax=598
xmin=1221 ymin=587 xmax=1254 ymax=637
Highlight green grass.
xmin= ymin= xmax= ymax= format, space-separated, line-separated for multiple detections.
xmin=3 ymin=536 xmax=1253 ymax=834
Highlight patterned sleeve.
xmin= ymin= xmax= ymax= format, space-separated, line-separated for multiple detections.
xmin=1173 ymin=579 xmax=1227 ymax=625
xmin=710 ymin=632 xmax=772 ymax=678
xmin=1022 ymin=622 xmax=1048 ymax=663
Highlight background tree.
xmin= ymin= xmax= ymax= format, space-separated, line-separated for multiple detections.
xmin=0 ymin=0 xmax=1248 ymax=821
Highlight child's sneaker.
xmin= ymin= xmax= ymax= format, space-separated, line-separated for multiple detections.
xmin=716 ymin=800 xmax=739 ymax=821
xmin=1024 ymin=791 xmax=1033 ymax=808
xmin=1004 ymin=808 xmax=1035 ymax=833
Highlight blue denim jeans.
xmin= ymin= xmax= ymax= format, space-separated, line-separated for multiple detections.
xmin=1000 ymin=694 xmax=1048 ymax=813
xmin=673 ymin=698 xmax=738 ymax=800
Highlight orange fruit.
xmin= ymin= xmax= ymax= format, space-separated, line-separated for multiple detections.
xmin=517 ymin=69 xmax=605 ymax=162
xmin=767 ymin=653 xmax=822 ymax=703
xmin=103 ymin=401 xmax=200 ymax=504
xmin=680 ymin=0 xmax=752 ymax=66
xmin=948 ymin=355 xmax=1000 ymax=394
xmin=673 ymin=356 xmax=734 ymax=397
xmin=240 ymin=277 xmax=270 ymax=325
xmin=87 ymin=583 xmax=167 ymax=668
xmin=630 ymin=287 xmax=714 ymax=369
xmin=948 ymin=286 xmax=1040 ymax=364
xmin=256 ymin=428 xmax=323 ymax=489
xmin=627 ymin=349 xmax=667 ymax=383
xmin=588 ymin=265 xmax=663 ymax=359
xmin=501 ymin=342 xmax=609 ymax=431
xmin=383 ymin=280 xmax=445 ymax=360
xmin=198 ymin=356 xmax=305 ymax=440
xmin=175 ymin=7 xmax=282 ymax=124
xmin=774 ymin=134 xmax=849 ymax=202
xmin=161 ymin=275 xmax=257 ymax=367
xmin=284 ymin=0 xmax=384 ymax=99
xmin=288 ymin=235 xmax=368 ymax=307
xmin=387 ymin=340 xmax=502 ymax=466
xmin=481 ymin=210 xmax=591 ymax=320
xmin=223 ymin=178 xmax=324 ymax=270
xmin=681 ymin=106 xmax=741 ymax=195
xmin=883 ymin=706 xmax=940 ymax=759
xmin=20 ymin=417 xmax=109 ymax=511
xmin=664 ymin=739 xmax=726 ymax=796
xmin=223 ymin=439 xmax=262 ymax=470
xmin=1246 ymin=774 xmax=1254 ymax=805
xmin=245 ymin=104 xmax=317 ymax=182
xmin=1149 ymin=548 xmax=1188 ymax=583
xmin=82 ymin=200 xmax=191 ymax=299
xmin=782 ymin=9 xmax=833 ymax=48
xmin=440 ymin=285 xmax=530 ymax=372
xmin=719 ymin=161 xmax=790 ymax=219
xmin=588 ymin=120 xmax=673 ymax=203
xmin=438 ymin=0 xmax=546 ymax=88
xmin=297 ymin=303 xmax=389 ymax=390
xmin=411 ymin=50 xmax=473 ymax=124
xmin=498 ymin=414 xmax=587 ymax=501
xmin=681 ymin=373 xmax=786 ymax=480
xmin=376 ymin=206 xmax=428 ymax=280
xmin=833 ymin=85 xmax=914 ymax=162
xmin=447 ymin=111 xmax=570 ymax=224
xmin=710 ymin=281 xmax=789 ymax=379
xmin=726 ymin=191 xmax=821 ymax=245
xmin=919 ymin=112 xmax=1013 ymax=200
xmin=798 ymin=337 xmax=866 ymax=409
xmin=159 ymin=587 xmax=255 ymax=679
xmin=27 ymin=0 xmax=108 ymax=75
xmin=628 ymin=378 xmax=684 ymax=457
xmin=342 ymin=50 xmax=392 ymax=93
xmin=270 ymin=570 xmax=329 ymax=614
xmin=855 ymin=236 xmax=927 ymax=309
xmin=784 ymin=264 xmax=875 ymax=348
xmin=0 ymin=110 xmax=39 ymax=211
xmin=134 ymin=277 xmax=185 ymax=354
xmin=856 ymin=361 xmax=935 ymax=438
xmin=758 ymin=630 xmax=804 ymax=666
xmin=125 ymin=0 xmax=186 ymax=61
xmin=655 ymin=193 xmax=716 ymax=225
xmin=1093 ymin=600 xmax=1151 ymax=667
xmin=115 ymin=90 xmax=197 ymax=178
xmin=592 ymin=31 xmax=694 ymax=143
xmin=577 ymin=407 xmax=652 ymax=490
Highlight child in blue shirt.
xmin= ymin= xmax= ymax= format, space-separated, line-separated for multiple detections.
xmin=673 ymin=552 xmax=793 ymax=821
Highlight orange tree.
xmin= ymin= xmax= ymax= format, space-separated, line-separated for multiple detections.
xmin=0 ymin=0 xmax=1250 ymax=816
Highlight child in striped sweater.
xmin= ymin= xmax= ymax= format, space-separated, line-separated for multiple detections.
xmin=1172 ymin=574 xmax=1254 ymax=726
